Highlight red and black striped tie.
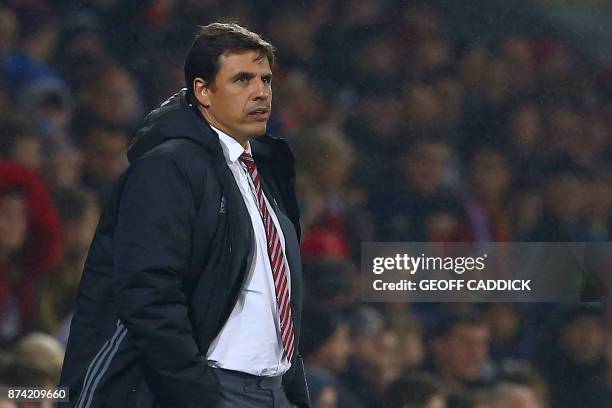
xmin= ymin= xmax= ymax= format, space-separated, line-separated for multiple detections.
xmin=239 ymin=152 xmax=295 ymax=362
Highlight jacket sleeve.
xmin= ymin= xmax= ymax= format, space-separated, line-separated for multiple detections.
xmin=284 ymin=354 xmax=311 ymax=408
xmin=113 ymin=156 xmax=210 ymax=408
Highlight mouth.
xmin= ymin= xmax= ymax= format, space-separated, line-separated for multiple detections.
xmin=248 ymin=107 xmax=271 ymax=120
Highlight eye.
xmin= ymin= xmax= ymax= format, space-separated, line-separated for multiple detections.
xmin=262 ymin=76 xmax=272 ymax=84
xmin=236 ymin=77 xmax=248 ymax=83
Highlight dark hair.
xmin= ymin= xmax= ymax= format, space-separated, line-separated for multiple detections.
xmin=385 ymin=372 xmax=444 ymax=408
xmin=0 ymin=115 xmax=32 ymax=158
xmin=428 ymin=310 xmax=487 ymax=339
xmin=303 ymin=257 xmax=357 ymax=303
xmin=300 ymin=308 xmax=345 ymax=357
xmin=184 ymin=23 xmax=275 ymax=97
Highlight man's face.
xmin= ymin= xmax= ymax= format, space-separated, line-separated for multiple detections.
xmin=89 ymin=68 xmax=140 ymax=126
xmin=433 ymin=323 xmax=490 ymax=383
xmin=405 ymin=142 xmax=451 ymax=193
xmin=561 ymin=316 xmax=606 ymax=364
xmin=84 ymin=129 xmax=128 ymax=181
xmin=0 ymin=193 xmax=27 ymax=255
xmin=321 ymin=324 xmax=351 ymax=373
xmin=199 ymin=50 xmax=272 ymax=141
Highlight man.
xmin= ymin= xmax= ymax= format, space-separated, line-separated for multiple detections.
xmin=427 ymin=311 xmax=494 ymax=390
xmin=384 ymin=373 xmax=446 ymax=408
xmin=340 ymin=307 xmax=400 ymax=408
xmin=300 ymin=307 xmax=356 ymax=408
xmin=59 ymin=23 xmax=310 ymax=408
xmin=81 ymin=122 xmax=129 ymax=204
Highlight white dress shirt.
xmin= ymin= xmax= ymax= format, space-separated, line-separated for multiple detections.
xmin=205 ymin=125 xmax=291 ymax=376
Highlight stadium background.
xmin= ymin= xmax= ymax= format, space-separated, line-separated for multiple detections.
xmin=0 ymin=0 xmax=611 ymax=407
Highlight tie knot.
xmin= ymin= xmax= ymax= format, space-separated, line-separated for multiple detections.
xmin=239 ymin=151 xmax=254 ymax=163
xmin=239 ymin=152 xmax=257 ymax=173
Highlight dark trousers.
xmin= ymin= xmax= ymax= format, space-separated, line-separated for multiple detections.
xmin=207 ymin=367 xmax=293 ymax=408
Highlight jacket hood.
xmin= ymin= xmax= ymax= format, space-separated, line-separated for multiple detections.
xmin=127 ymin=89 xmax=216 ymax=163
xmin=127 ymin=88 xmax=292 ymax=164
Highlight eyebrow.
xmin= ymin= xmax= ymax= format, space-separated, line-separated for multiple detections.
xmin=231 ymin=72 xmax=273 ymax=82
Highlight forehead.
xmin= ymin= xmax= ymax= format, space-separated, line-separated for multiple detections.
xmin=217 ymin=50 xmax=271 ymax=75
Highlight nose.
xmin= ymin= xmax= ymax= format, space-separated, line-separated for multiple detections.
xmin=253 ymin=78 xmax=271 ymax=100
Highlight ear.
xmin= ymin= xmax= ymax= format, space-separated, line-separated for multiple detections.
xmin=193 ymin=77 xmax=211 ymax=108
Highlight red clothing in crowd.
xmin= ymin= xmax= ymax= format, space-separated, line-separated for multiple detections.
xmin=0 ymin=160 xmax=62 ymax=338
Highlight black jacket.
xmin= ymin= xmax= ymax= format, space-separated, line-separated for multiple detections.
xmin=58 ymin=90 xmax=310 ymax=408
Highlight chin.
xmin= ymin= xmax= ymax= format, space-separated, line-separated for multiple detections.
xmin=250 ymin=123 xmax=268 ymax=136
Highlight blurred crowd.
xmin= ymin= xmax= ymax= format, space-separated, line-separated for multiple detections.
xmin=0 ymin=0 xmax=611 ymax=407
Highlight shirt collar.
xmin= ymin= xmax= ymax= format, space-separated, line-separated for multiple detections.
xmin=210 ymin=124 xmax=251 ymax=163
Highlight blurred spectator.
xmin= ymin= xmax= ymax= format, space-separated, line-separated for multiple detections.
xmin=80 ymin=121 xmax=129 ymax=204
xmin=579 ymin=335 xmax=612 ymax=407
xmin=0 ymin=7 xmax=18 ymax=59
xmin=42 ymin=144 xmax=83 ymax=192
xmin=507 ymin=100 xmax=543 ymax=162
xmin=371 ymin=136 xmax=466 ymax=241
xmin=301 ymin=308 xmax=350 ymax=375
xmin=509 ymin=187 xmax=544 ymax=241
xmin=411 ymin=37 xmax=453 ymax=81
xmin=301 ymin=307 xmax=355 ymax=408
xmin=536 ymin=305 xmax=608 ymax=407
xmin=426 ymin=311 xmax=494 ymax=390
xmin=460 ymin=146 xmax=513 ymax=242
xmin=38 ymin=188 xmax=100 ymax=335
xmin=5 ymin=333 xmax=64 ymax=408
xmin=56 ymin=10 xmax=110 ymax=92
xmin=73 ymin=62 xmax=141 ymax=134
xmin=305 ymin=367 xmax=338 ymax=408
xmin=294 ymin=126 xmax=373 ymax=260
xmin=340 ymin=306 xmax=401 ymax=408
xmin=343 ymin=90 xmax=405 ymax=193
xmin=0 ymin=115 xmax=42 ymax=172
xmin=302 ymin=258 xmax=360 ymax=310
xmin=530 ymin=163 xmax=590 ymax=241
xmin=483 ymin=303 xmax=534 ymax=362
xmin=403 ymin=82 xmax=447 ymax=130
xmin=384 ymin=372 xmax=446 ymax=408
xmin=496 ymin=360 xmax=549 ymax=406
xmin=17 ymin=79 xmax=73 ymax=151
xmin=0 ymin=161 xmax=62 ymax=344
xmin=274 ymin=70 xmax=332 ymax=133
xmin=385 ymin=304 xmax=426 ymax=371
xmin=4 ymin=3 xmax=63 ymax=98
xmin=11 ymin=332 xmax=64 ymax=386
